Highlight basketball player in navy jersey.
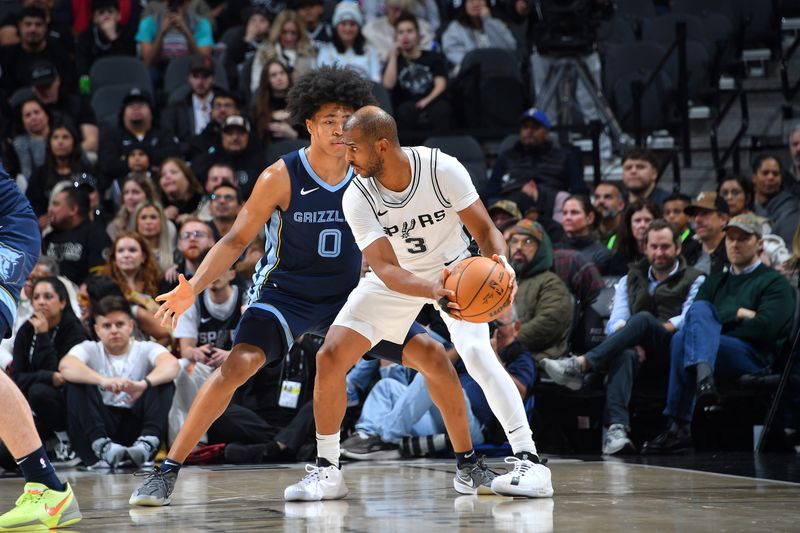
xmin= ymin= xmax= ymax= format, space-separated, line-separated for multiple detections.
xmin=0 ymin=170 xmax=82 ymax=529
xmin=296 ymin=105 xmax=554 ymax=498
xmin=130 ymin=67 xmax=493 ymax=507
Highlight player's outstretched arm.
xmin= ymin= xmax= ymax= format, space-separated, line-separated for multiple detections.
xmin=155 ymin=161 xmax=292 ymax=327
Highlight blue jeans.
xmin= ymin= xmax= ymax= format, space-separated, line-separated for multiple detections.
xmin=584 ymin=311 xmax=672 ymax=427
xmin=664 ymin=301 xmax=769 ymax=422
xmin=356 ymin=373 xmax=485 ymax=445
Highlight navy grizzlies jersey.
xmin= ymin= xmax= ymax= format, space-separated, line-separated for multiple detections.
xmin=249 ymin=149 xmax=362 ymax=304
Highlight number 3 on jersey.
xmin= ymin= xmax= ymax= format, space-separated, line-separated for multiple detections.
xmin=318 ymin=229 xmax=341 ymax=258
xmin=405 ymin=237 xmax=427 ymax=254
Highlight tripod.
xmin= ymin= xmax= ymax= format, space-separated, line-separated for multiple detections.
xmin=534 ymin=55 xmax=632 ymax=153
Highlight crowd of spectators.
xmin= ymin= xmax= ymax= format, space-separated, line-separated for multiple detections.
xmin=0 ymin=0 xmax=798 ymax=470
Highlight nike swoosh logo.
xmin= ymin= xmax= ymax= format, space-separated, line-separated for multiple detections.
xmin=376 ymin=210 xmax=388 ymax=216
xmin=457 ymin=474 xmax=476 ymax=487
xmin=300 ymin=187 xmax=320 ymax=195
xmin=508 ymin=425 xmax=525 ymax=434
xmin=444 ymin=256 xmax=459 ymax=267
xmin=45 ymin=494 xmax=70 ymax=516
xmin=200 ymin=317 xmax=212 ymax=323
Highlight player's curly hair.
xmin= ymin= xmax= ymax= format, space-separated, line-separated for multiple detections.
xmin=286 ymin=66 xmax=377 ymax=125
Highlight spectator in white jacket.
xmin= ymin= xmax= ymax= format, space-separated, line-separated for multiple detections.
xmin=316 ymin=1 xmax=381 ymax=83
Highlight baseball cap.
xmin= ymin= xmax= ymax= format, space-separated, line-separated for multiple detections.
xmin=684 ymin=191 xmax=729 ymax=216
xmin=222 ymin=115 xmax=250 ymax=132
xmin=724 ymin=213 xmax=763 ymax=238
xmin=189 ymin=54 xmax=214 ymax=76
xmin=29 ymin=61 xmax=56 ymax=87
xmin=333 ymin=1 xmax=363 ymax=27
xmin=519 ymin=108 xmax=552 ymax=129
xmin=488 ymin=199 xmax=522 ymax=221
xmin=122 ymin=87 xmax=152 ymax=107
xmin=509 ymin=219 xmax=545 ymax=243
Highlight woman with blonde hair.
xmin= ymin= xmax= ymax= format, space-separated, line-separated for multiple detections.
xmin=248 ymin=10 xmax=316 ymax=99
xmin=135 ymin=201 xmax=176 ymax=273
xmin=101 ymin=231 xmax=171 ymax=344
xmin=106 ymin=174 xmax=159 ymax=241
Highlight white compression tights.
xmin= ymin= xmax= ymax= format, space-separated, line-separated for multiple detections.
xmin=442 ymin=314 xmax=538 ymax=455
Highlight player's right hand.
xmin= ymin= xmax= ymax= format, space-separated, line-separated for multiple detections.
xmin=436 ymin=268 xmax=462 ymax=320
xmin=155 ymin=274 xmax=195 ymax=329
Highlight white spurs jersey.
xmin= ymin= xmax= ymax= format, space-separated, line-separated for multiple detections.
xmin=342 ymin=146 xmax=479 ymax=282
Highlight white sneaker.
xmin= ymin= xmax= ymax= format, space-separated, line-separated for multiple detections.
xmin=284 ymin=463 xmax=349 ymax=501
xmin=491 ymin=457 xmax=554 ymax=498
xmin=603 ymin=424 xmax=635 ymax=455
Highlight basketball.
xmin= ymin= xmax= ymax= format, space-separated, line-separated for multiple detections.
xmin=444 ymin=256 xmax=512 ymax=323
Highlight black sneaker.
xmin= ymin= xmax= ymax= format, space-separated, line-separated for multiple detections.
xmin=696 ymin=376 xmax=719 ymax=405
xmin=341 ymin=435 xmax=399 ymax=460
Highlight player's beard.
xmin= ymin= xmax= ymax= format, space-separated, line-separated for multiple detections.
xmin=364 ymin=155 xmax=384 ymax=179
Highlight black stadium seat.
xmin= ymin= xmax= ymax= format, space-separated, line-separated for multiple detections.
xmin=423 ymin=135 xmax=487 ymax=193
xmin=90 ymin=56 xmax=152 ymax=94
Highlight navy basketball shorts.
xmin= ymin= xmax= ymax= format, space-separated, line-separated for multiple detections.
xmin=232 ymin=289 xmax=425 ymax=366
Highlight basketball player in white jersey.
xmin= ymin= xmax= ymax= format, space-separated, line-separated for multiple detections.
xmin=286 ymin=106 xmax=553 ymax=499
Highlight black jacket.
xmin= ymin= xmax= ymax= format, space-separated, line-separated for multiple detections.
xmin=12 ymin=312 xmax=88 ymax=395
xmin=75 ymin=24 xmax=137 ymax=76
xmin=97 ymin=125 xmax=181 ymax=190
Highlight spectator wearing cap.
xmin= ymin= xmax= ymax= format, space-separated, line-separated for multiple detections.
xmin=29 ymin=59 xmax=99 ymax=158
xmin=381 ymin=13 xmax=449 ymax=133
xmin=191 ymin=115 xmax=266 ymax=200
xmin=135 ymin=0 xmax=213 ymax=87
xmin=76 ymin=0 xmax=137 ymax=77
xmin=621 ymin=148 xmax=671 ymax=209
xmin=222 ymin=6 xmax=272 ymax=91
xmin=246 ymin=10 xmax=317 ymax=101
xmin=487 ymin=108 xmax=585 ymax=235
xmin=43 ymin=186 xmax=112 ymax=285
xmin=26 ymin=121 xmax=93 ymax=222
xmin=97 ymin=87 xmax=180 ymax=190
xmin=162 ymin=54 xmax=218 ymax=156
xmin=751 ymin=154 xmax=800 ymax=246
xmin=317 ymin=1 xmax=381 ymax=83
xmin=642 ymin=214 xmax=796 ymax=454
xmin=363 ymin=0 xmax=434 ymax=63
xmin=488 ymin=199 xmax=522 ymax=231
xmin=0 ymin=6 xmax=75 ymax=96
xmin=441 ymin=0 xmax=516 ymax=72
xmin=506 ymin=219 xmax=572 ymax=362
xmin=544 ymin=218 xmax=705 ymax=455
xmin=188 ymin=89 xmax=241 ymax=160
xmin=295 ymin=0 xmax=333 ymax=48
xmin=682 ymin=192 xmax=730 ymax=276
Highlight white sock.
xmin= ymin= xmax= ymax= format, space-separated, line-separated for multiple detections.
xmin=54 ymin=431 xmax=70 ymax=444
xmin=316 ymin=432 xmax=340 ymax=468
xmin=446 ymin=318 xmax=537 ymax=456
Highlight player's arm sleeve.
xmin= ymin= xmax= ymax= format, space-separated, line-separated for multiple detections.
xmin=435 ymin=152 xmax=480 ymax=212
xmin=342 ymin=185 xmax=388 ymax=251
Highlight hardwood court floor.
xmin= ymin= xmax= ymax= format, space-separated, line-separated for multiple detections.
xmin=1 ymin=457 xmax=799 ymax=532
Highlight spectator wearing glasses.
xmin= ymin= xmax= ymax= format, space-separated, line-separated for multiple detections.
xmin=162 ymin=54 xmax=218 ymax=157
xmin=196 ymin=162 xmax=235 ymax=221
xmin=506 ymin=219 xmax=572 ymax=362
xmin=75 ymin=0 xmax=137 ymax=77
xmin=161 ymin=218 xmax=215 ymax=292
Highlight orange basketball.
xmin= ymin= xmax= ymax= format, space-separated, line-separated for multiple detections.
xmin=444 ymin=256 xmax=512 ymax=323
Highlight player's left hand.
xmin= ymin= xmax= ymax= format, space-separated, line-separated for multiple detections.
xmin=436 ymin=268 xmax=462 ymax=319
xmin=492 ymin=254 xmax=517 ymax=304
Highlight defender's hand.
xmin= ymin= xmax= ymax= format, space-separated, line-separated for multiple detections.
xmin=492 ymin=254 xmax=517 ymax=305
xmin=155 ymin=274 xmax=196 ymax=329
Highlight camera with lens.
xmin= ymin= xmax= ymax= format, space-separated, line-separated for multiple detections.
xmin=533 ymin=0 xmax=614 ymax=56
